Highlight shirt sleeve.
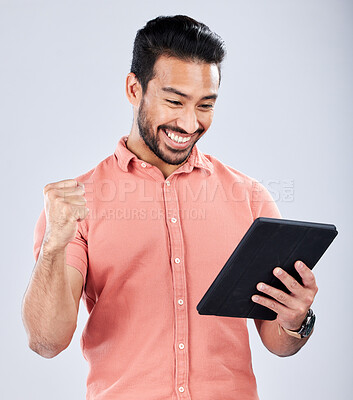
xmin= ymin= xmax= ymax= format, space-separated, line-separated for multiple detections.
xmin=250 ymin=180 xmax=282 ymax=220
xmin=33 ymin=209 xmax=88 ymax=286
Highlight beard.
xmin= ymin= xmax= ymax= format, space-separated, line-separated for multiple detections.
xmin=137 ymin=99 xmax=203 ymax=166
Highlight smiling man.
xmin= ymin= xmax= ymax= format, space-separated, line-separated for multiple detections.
xmin=23 ymin=15 xmax=318 ymax=400
xmin=126 ymin=32 xmax=220 ymax=177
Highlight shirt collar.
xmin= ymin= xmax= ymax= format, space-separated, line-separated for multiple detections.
xmin=114 ymin=135 xmax=214 ymax=175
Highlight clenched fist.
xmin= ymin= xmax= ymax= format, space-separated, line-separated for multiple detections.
xmin=43 ymin=179 xmax=89 ymax=250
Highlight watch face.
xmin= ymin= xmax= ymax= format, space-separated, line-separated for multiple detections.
xmin=301 ymin=313 xmax=316 ymax=338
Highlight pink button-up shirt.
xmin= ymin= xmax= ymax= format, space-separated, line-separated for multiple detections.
xmin=34 ymin=136 xmax=281 ymax=399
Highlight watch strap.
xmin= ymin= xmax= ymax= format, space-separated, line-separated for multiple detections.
xmin=282 ymin=326 xmax=303 ymax=339
xmin=280 ymin=309 xmax=315 ymax=339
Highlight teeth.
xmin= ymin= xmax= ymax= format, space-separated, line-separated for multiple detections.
xmin=166 ymin=130 xmax=191 ymax=144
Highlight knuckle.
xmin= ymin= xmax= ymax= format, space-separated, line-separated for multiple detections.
xmin=54 ymin=193 xmax=65 ymax=204
xmin=297 ymin=307 xmax=306 ymax=317
xmin=74 ymin=187 xmax=84 ymax=194
xmin=305 ymin=295 xmax=314 ymax=306
xmin=46 ymin=190 xmax=57 ymax=201
xmin=290 ymin=280 xmax=298 ymax=289
xmin=73 ymin=195 xmax=86 ymax=204
xmin=278 ymin=292 xmax=286 ymax=302
xmin=43 ymin=183 xmax=53 ymax=195
xmin=63 ymin=179 xmax=75 ymax=188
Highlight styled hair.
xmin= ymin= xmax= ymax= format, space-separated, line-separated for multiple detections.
xmin=130 ymin=15 xmax=226 ymax=93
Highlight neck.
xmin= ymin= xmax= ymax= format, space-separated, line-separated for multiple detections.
xmin=126 ymin=126 xmax=187 ymax=179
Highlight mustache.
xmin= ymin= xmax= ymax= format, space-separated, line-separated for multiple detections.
xmin=159 ymin=125 xmax=204 ymax=136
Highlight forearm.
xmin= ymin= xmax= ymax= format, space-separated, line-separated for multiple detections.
xmin=255 ymin=319 xmax=312 ymax=357
xmin=22 ymin=241 xmax=78 ymax=358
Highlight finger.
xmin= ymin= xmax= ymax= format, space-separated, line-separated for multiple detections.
xmin=61 ymin=186 xmax=86 ymax=197
xmin=252 ymin=293 xmax=310 ymax=331
xmin=294 ymin=261 xmax=318 ymax=290
xmin=74 ymin=206 xmax=89 ymax=222
xmin=251 ymin=294 xmax=287 ymax=315
xmin=61 ymin=195 xmax=87 ymax=205
xmin=43 ymin=179 xmax=77 ymax=194
xmin=256 ymin=282 xmax=295 ymax=308
xmin=46 ymin=184 xmax=85 ymax=195
xmin=273 ymin=267 xmax=304 ymax=295
xmin=46 ymin=186 xmax=85 ymax=200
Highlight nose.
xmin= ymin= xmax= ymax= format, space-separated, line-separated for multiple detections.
xmin=177 ymin=107 xmax=200 ymax=134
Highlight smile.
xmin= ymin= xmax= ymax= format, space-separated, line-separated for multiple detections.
xmin=164 ymin=129 xmax=191 ymax=144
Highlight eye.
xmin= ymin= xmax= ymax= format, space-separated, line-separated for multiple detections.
xmin=199 ymin=104 xmax=214 ymax=110
xmin=166 ymin=99 xmax=182 ymax=106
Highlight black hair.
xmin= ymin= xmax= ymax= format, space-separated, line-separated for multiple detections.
xmin=130 ymin=15 xmax=226 ymax=93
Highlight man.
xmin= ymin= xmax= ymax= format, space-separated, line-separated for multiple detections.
xmin=22 ymin=15 xmax=318 ymax=400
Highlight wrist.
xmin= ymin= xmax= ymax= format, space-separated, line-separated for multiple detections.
xmin=41 ymin=235 xmax=67 ymax=257
xmin=281 ymin=309 xmax=316 ymax=339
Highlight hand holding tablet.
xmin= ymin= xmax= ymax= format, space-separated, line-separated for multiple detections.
xmin=197 ymin=217 xmax=338 ymax=321
xmin=252 ymin=260 xmax=318 ymax=332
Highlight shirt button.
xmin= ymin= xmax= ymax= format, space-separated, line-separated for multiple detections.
xmin=171 ymin=217 xmax=177 ymax=223
xmin=178 ymin=343 xmax=185 ymax=350
xmin=165 ymin=180 xmax=171 ymax=186
xmin=178 ymin=299 xmax=184 ymax=305
xmin=174 ymin=258 xmax=181 ymax=264
xmin=141 ymin=162 xmax=146 ymax=168
xmin=179 ymin=386 xmax=185 ymax=393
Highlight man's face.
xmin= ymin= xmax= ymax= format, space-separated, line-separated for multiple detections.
xmin=136 ymin=56 xmax=220 ymax=165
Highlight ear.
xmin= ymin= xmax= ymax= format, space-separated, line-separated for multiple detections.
xmin=126 ymin=72 xmax=142 ymax=106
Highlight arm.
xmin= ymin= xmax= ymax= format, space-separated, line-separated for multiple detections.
xmin=252 ymin=261 xmax=318 ymax=357
xmin=254 ymin=317 xmax=312 ymax=358
xmin=22 ymin=179 xmax=88 ymax=358
xmin=22 ymin=249 xmax=83 ymax=358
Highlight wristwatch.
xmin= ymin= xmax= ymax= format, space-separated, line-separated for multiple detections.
xmin=281 ymin=309 xmax=316 ymax=339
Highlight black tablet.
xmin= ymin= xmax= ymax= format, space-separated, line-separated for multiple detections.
xmin=197 ymin=217 xmax=338 ymax=320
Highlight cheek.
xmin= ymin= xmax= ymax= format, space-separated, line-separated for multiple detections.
xmin=155 ymin=106 xmax=179 ymax=125
xmin=199 ymin=112 xmax=214 ymax=129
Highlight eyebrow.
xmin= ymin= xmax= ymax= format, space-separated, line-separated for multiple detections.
xmin=161 ymin=86 xmax=218 ymax=101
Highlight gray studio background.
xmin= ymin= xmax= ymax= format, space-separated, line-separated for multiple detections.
xmin=1 ymin=1 xmax=352 ymax=399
